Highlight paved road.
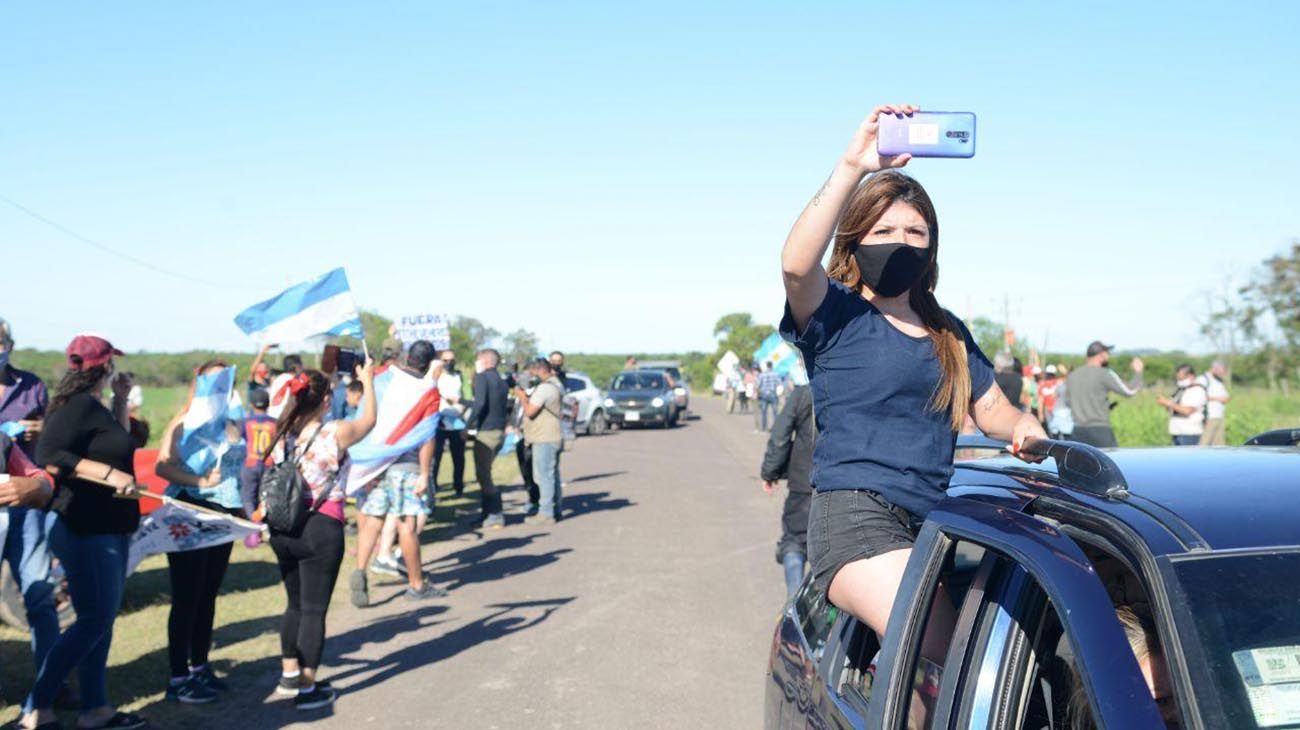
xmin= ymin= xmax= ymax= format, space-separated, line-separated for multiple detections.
xmin=233 ymin=395 xmax=788 ymax=729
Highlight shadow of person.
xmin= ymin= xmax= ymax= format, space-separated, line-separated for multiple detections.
xmin=426 ymin=534 xmax=546 ymax=569
xmin=558 ymin=491 xmax=635 ymax=521
xmin=324 ymin=597 xmax=576 ymax=697
xmin=429 ymin=549 xmax=573 ymax=591
xmin=566 ymin=471 xmax=628 ymax=484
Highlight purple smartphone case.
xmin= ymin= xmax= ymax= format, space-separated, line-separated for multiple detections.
xmin=877 ymin=111 xmax=977 ymax=158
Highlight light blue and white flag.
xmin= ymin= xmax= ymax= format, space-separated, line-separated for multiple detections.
xmin=177 ymin=366 xmax=237 ymax=476
xmin=233 ymin=268 xmax=363 ymax=345
xmin=754 ymin=332 xmax=800 ymax=376
xmin=340 ymin=365 xmax=441 ymax=496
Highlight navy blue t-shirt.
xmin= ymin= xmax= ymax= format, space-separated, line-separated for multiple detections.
xmin=779 ymin=278 xmax=996 ymax=518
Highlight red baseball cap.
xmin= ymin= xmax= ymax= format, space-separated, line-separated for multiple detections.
xmin=66 ymin=334 xmax=124 ymax=370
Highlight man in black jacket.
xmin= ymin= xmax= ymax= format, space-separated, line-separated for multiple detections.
xmin=471 ymin=349 xmax=510 ymax=529
xmin=760 ymin=379 xmax=815 ymax=596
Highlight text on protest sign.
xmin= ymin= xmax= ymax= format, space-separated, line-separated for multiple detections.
xmin=396 ymin=313 xmax=451 ymax=351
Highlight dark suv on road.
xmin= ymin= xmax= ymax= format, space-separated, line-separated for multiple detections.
xmin=766 ymin=430 xmax=1300 ymax=730
xmin=604 ymin=369 xmax=680 ymax=428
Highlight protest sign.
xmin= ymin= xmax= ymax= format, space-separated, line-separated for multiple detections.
xmin=717 ymin=350 xmax=739 ymax=374
xmin=395 ymin=313 xmax=451 ymax=350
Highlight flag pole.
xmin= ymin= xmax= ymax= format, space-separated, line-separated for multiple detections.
xmin=77 ymin=475 xmax=266 ymax=532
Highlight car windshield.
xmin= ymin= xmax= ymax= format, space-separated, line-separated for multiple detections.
xmin=611 ymin=373 xmax=664 ymax=391
xmin=1169 ymin=551 xmax=1300 ymax=728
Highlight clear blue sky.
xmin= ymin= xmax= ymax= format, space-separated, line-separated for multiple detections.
xmin=4 ymin=2 xmax=1298 ymax=358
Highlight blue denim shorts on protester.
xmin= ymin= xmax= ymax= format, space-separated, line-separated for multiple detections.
xmin=808 ymin=489 xmax=922 ymax=600
xmin=360 ymin=470 xmax=430 ymax=517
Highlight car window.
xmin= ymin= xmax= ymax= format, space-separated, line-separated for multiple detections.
xmin=901 ymin=540 xmax=990 ymax=729
xmin=564 ymin=377 xmax=585 ymax=393
xmin=611 ymin=373 xmax=664 ymax=391
xmin=795 ymin=576 xmax=838 ymax=664
xmin=999 ymin=572 xmax=1178 ymax=730
xmin=1167 ymin=550 xmax=1300 ymax=730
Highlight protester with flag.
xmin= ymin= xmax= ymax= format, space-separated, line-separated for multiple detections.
xmin=350 ymin=340 xmax=446 ymax=607
xmin=236 ymin=268 xmax=363 ymax=418
xmin=152 ymin=360 xmax=248 ymax=705
xmin=26 ymin=334 xmax=147 ymax=730
xmin=266 ymin=361 xmax=375 ymax=711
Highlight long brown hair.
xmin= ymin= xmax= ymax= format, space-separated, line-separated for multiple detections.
xmin=270 ymin=369 xmax=332 ymax=448
xmin=48 ymin=362 xmax=111 ymax=416
xmin=826 ymin=171 xmax=970 ymax=431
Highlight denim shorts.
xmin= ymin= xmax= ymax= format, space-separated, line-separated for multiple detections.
xmin=360 ymin=469 xmax=429 ymax=517
xmin=808 ymin=489 xmax=921 ymax=600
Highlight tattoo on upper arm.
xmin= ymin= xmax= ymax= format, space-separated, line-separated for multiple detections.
xmin=810 ymin=176 xmax=831 ymax=208
xmin=980 ymin=387 xmax=1004 ymax=415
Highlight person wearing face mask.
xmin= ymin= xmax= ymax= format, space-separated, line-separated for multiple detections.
xmin=0 ymin=318 xmax=62 ymax=699
xmin=1065 ymin=341 xmax=1145 ymax=448
xmin=1157 ymin=364 xmax=1207 ymax=446
xmin=26 ymin=334 xmax=145 ymax=730
xmin=432 ymin=350 xmax=467 ymax=496
xmin=779 ymin=104 xmax=1047 ymax=672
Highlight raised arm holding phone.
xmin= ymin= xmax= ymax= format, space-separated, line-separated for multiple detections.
xmin=779 ymin=105 xmax=1046 ymax=673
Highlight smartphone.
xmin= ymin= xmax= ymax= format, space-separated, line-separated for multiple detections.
xmin=336 ymin=348 xmax=360 ymax=374
xmin=877 ymin=111 xmax=976 ymax=158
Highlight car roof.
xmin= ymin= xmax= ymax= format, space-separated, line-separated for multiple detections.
xmin=965 ymin=446 xmax=1300 ymax=553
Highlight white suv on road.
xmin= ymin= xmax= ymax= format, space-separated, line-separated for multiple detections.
xmin=563 ymin=371 xmax=610 ymax=436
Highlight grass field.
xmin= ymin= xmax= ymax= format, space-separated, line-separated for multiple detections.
xmin=0 ymin=442 xmax=522 ymax=727
xmin=1111 ymin=385 xmax=1300 ymax=447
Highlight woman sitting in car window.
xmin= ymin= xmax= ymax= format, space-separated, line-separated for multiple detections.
xmin=779 ymin=103 xmax=1047 ymax=662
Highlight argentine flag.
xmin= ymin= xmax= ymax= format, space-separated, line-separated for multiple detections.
xmin=234 ymin=268 xmax=363 ymax=345
xmin=178 ymin=366 xmax=238 ymax=476
xmin=341 ymin=365 xmax=442 ymax=496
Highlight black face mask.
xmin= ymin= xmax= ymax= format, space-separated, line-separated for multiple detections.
xmin=853 ymin=242 xmax=930 ymax=297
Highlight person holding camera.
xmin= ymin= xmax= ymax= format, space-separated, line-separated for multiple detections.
xmin=514 ymin=359 xmax=566 ymax=525
xmin=25 ymin=335 xmax=145 ymax=730
xmin=779 ymin=105 xmax=1045 ymax=668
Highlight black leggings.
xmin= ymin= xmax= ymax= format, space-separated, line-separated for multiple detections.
xmin=269 ymin=513 xmax=344 ymax=669
xmin=167 ymin=541 xmax=233 ymax=678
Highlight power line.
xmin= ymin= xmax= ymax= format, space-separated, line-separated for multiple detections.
xmin=0 ymin=192 xmax=241 ymax=289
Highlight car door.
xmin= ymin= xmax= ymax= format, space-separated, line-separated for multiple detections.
xmin=865 ymin=497 xmax=1167 ymax=729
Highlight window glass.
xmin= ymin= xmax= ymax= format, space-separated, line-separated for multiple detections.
xmin=564 ymin=377 xmax=585 ymax=393
xmin=905 ymin=541 xmax=988 ymax=729
xmin=611 ymin=373 xmax=665 ymax=391
xmin=1009 ymin=572 xmax=1176 ymax=729
xmin=795 ymin=578 xmax=838 ymax=663
xmin=1170 ymin=551 xmax=1300 ymax=729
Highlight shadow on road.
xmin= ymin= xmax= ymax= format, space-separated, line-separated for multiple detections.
xmin=560 ymin=490 xmax=635 ymax=521
xmin=567 ymin=470 xmax=628 ymax=484
xmin=431 ymin=549 xmax=574 ymax=590
xmin=327 ymin=598 xmax=574 ymax=695
xmin=430 ymin=534 xmax=548 ymax=568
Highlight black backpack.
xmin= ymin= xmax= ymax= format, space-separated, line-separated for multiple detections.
xmin=259 ymin=426 xmax=322 ymax=535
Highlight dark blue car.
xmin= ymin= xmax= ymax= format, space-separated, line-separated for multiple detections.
xmin=765 ymin=430 xmax=1300 ymax=730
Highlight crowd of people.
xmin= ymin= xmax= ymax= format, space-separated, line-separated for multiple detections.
xmin=721 ymin=362 xmax=797 ymax=433
xmin=0 ymin=315 xmax=577 ymax=727
xmin=988 ymin=340 xmax=1230 ymax=448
